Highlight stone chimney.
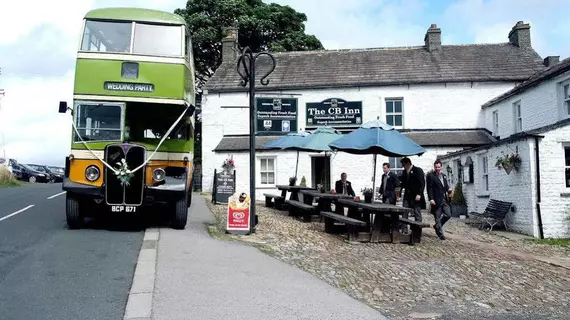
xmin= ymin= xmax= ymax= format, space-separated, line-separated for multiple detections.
xmin=543 ymin=56 xmax=560 ymax=67
xmin=508 ymin=21 xmax=531 ymax=48
xmin=221 ymin=27 xmax=238 ymax=62
xmin=424 ymin=24 xmax=441 ymax=52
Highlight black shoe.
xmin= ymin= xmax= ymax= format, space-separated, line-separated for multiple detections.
xmin=438 ymin=235 xmax=446 ymax=240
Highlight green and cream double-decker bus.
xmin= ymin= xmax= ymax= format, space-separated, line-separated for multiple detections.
xmin=58 ymin=7 xmax=196 ymax=229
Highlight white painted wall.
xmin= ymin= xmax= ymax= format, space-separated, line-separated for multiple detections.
xmin=483 ymin=71 xmax=570 ymax=138
xmin=441 ymin=124 xmax=570 ymax=238
xmin=202 ymin=81 xmax=518 ymax=199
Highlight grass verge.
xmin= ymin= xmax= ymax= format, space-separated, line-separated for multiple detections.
xmin=527 ymin=238 xmax=570 ymax=247
xmin=0 ymin=167 xmax=23 ymax=188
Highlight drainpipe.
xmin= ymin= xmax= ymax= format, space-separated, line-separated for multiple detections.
xmin=534 ymin=136 xmax=544 ymax=239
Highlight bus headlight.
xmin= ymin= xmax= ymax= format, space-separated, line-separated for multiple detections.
xmin=152 ymin=168 xmax=165 ymax=182
xmin=85 ymin=165 xmax=100 ymax=181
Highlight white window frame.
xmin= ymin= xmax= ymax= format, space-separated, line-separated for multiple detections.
xmin=513 ymin=100 xmax=522 ymax=133
xmin=562 ymin=80 xmax=570 ymax=118
xmin=481 ymin=155 xmax=489 ymax=192
xmin=562 ymin=142 xmax=570 ymax=190
xmin=258 ymin=156 xmax=276 ymax=187
xmin=492 ymin=110 xmax=499 ymax=136
xmin=388 ymin=157 xmax=404 ymax=177
xmin=385 ymin=98 xmax=404 ymax=129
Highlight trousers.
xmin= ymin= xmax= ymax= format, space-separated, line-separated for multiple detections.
xmin=432 ymin=200 xmax=451 ymax=237
xmin=401 ymin=199 xmax=422 ymax=232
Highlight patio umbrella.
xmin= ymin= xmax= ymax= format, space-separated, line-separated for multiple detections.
xmin=263 ymin=131 xmax=311 ymax=179
xmin=328 ymin=117 xmax=425 ymax=196
xmin=287 ymin=126 xmax=344 ymax=191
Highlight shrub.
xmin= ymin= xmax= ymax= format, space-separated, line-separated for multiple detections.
xmin=450 ymin=181 xmax=467 ymax=206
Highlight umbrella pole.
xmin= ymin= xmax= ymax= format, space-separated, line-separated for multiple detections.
xmin=295 ymin=151 xmax=299 ymax=179
xmin=372 ymin=154 xmax=377 ymax=200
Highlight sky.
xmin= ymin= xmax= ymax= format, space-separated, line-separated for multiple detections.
xmin=0 ymin=0 xmax=568 ymax=166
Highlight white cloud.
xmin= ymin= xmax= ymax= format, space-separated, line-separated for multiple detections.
xmin=1 ymin=0 xmax=568 ymax=166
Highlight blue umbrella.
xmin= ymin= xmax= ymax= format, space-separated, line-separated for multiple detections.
xmin=328 ymin=117 xmax=425 ymax=197
xmin=328 ymin=118 xmax=425 ymax=156
xmin=263 ymin=131 xmax=311 ymax=179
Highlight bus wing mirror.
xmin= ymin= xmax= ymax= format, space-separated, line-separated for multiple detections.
xmin=59 ymin=101 xmax=68 ymax=113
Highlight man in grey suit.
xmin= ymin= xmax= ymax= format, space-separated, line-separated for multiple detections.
xmin=379 ymin=162 xmax=400 ymax=204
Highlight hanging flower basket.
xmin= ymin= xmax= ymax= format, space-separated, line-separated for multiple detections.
xmin=222 ymin=156 xmax=235 ymax=172
xmin=495 ymin=152 xmax=521 ymax=175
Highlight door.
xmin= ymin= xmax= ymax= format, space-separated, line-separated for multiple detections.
xmin=311 ymin=155 xmax=331 ymax=191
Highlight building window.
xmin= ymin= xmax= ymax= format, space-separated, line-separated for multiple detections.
xmin=388 ymin=157 xmax=404 ymax=176
xmin=513 ymin=100 xmax=522 ymax=133
xmin=563 ymin=82 xmax=570 ymax=117
xmin=259 ymin=157 xmax=275 ymax=185
xmin=564 ymin=146 xmax=570 ymax=188
xmin=385 ymin=99 xmax=403 ymax=128
xmin=481 ymin=155 xmax=489 ymax=191
xmin=492 ymin=110 xmax=499 ymax=136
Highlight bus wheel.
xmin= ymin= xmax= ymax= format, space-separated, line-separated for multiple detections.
xmin=187 ymin=190 xmax=192 ymax=208
xmin=66 ymin=194 xmax=83 ymax=229
xmin=171 ymin=196 xmax=188 ymax=230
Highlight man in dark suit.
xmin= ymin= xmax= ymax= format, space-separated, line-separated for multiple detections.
xmin=399 ymin=157 xmax=426 ymax=233
xmin=335 ymin=172 xmax=355 ymax=197
xmin=379 ymin=162 xmax=400 ymax=204
xmin=426 ymin=159 xmax=453 ymax=240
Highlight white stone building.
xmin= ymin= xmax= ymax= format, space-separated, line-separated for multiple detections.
xmin=201 ymin=21 xmax=548 ymax=202
xmin=439 ymin=57 xmax=570 ymax=238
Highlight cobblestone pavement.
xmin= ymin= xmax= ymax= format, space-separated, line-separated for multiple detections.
xmin=204 ymin=197 xmax=570 ymax=320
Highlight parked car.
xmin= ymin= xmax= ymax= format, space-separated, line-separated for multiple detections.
xmin=27 ymin=164 xmax=63 ymax=183
xmin=47 ymin=166 xmax=64 ymax=183
xmin=15 ymin=163 xmax=49 ymax=183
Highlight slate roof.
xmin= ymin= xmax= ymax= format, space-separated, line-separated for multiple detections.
xmin=212 ymin=129 xmax=496 ymax=152
xmin=482 ymin=57 xmax=570 ymax=108
xmin=204 ymin=43 xmax=545 ymax=93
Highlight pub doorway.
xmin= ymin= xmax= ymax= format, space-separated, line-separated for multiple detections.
xmin=311 ymin=154 xmax=331 ymax=191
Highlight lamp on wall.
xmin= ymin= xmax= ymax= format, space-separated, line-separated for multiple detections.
xmin=446 ymin=164 xmax=452 ymax=175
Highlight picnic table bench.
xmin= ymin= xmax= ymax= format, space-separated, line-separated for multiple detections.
xmin=398 ymin=217 xmax=430 ymax=244
xmin=320 ymin=211 xmax=369 ymax=242
xmin=285 ymin=199 xmax=317 ymax=222
xmin=469 ymin=199 xmax=513 ymax=231
xmin=263 ymin=193 xmax=285 ymax=209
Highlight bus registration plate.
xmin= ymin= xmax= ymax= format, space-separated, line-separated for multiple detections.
xmin=110 ymin=205 xmax=137 ymax=213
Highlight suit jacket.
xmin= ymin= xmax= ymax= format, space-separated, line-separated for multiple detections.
xmin=426 ymin=170 xmax=451 ymax=208
xmin=399 ymin=165 xmax=426 ymax=209
xmin=335 ymin=180 xmax=355 ymax=196
xmin=379 ymin=171 xmax=400 ymax=203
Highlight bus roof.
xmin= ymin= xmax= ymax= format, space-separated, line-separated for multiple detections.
xmin=85 ymin=7 xmax=186 ymax=25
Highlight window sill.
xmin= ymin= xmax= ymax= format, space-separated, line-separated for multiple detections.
xmin=476 ymin=194 xmax=490 ymax=198
xmin=256 ymin=185 xmax=277 ymax=190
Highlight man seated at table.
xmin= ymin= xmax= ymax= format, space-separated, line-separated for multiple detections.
xmin=335 ymin=172 xmax=355 ymax=197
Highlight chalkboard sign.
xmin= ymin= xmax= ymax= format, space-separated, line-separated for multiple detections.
xmin=212 ymin=169 xmax=236 ymax=204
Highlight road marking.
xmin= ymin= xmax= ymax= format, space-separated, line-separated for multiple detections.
xmin=47 ymin=191 xmax=66 ymax=200
xmin=0 ymin=205 xmax=35 ymax=223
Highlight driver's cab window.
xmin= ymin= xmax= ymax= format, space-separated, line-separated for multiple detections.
xmin=74 ymin=103 xmax=123 ymax=142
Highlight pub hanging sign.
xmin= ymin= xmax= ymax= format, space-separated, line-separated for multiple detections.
xmin=255 ymin=97 xmax=298 ymax=135
xmin=306 ymin=98 xmax=362 ymax=127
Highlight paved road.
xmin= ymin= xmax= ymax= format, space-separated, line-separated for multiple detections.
xmin=152 ymin=195 xmax=388 ymax=320
xmin=0 ymin=183 xmax=144 ymax=320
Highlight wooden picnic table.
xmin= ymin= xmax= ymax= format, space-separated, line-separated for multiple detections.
xmin=276 ymin=185 xmax=316 ymax=201
xmin=336 ymin=199 xmax=424 ymax=244
xmin=298 ymin=190 xmax=353 ymax=212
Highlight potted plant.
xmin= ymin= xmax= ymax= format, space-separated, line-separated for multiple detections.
xmin=361 ymin=187 xmax=373 ymax=203
xmin=450 ymin=182 xmax=467 ymax=217
xmin=300 ymin=176 xmax=307 ymax=187
xmin=289 ymin=176 xmax=297 ymax=186
xmin=495 ymin=152 xmax=521 ymax=175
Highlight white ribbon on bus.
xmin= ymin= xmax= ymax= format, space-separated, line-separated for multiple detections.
xmin=70 ymin=105 xmax=190 ymax=175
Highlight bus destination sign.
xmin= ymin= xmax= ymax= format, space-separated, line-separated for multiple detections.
xmin=104 ymin=82 xmax=155 ymax=93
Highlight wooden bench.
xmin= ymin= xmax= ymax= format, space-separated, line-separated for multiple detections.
xmin=469 ymin=199 xmax=513 ymax=231
xmin=285 ymin=200 xmax=316 ymax=222
xmin=320 ymin=211 xmax=369 ymax=242
xmin=398 ymin=217 xmax=430 ymax=244
xmin=263 ymin=193 xmax=284 ymax=210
